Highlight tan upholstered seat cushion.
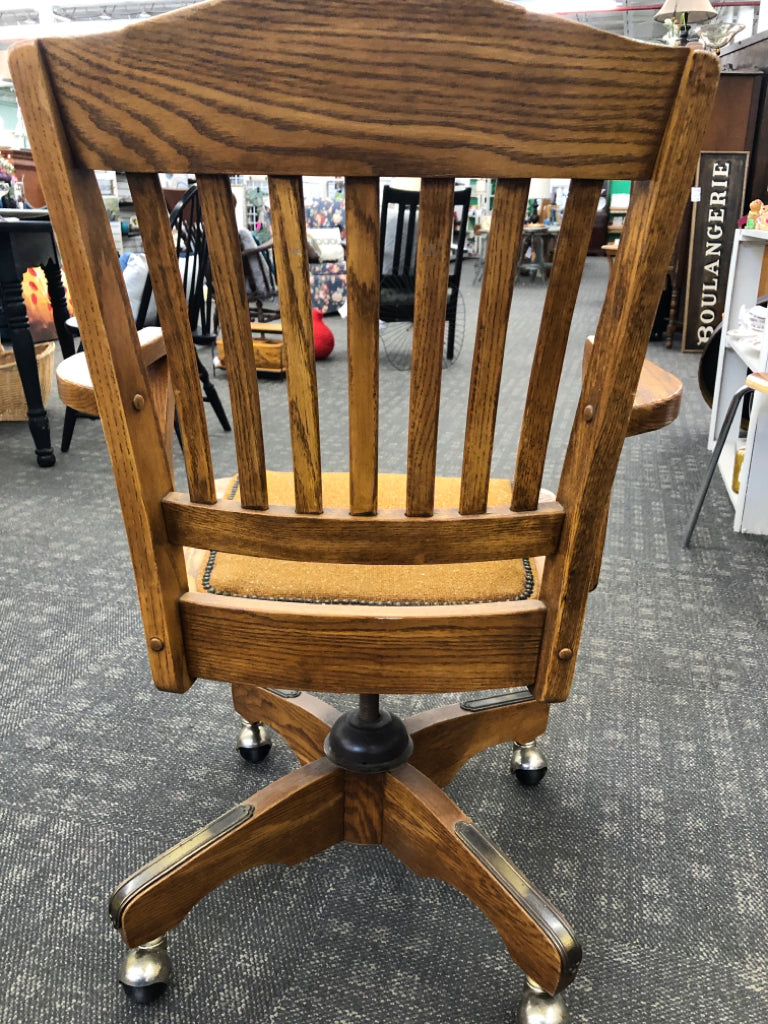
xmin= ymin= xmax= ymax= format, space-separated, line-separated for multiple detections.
xmin=192 ymin=472 xmax=538 ymax=606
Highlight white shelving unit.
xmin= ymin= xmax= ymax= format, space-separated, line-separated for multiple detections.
xmin=708 ymin=229 xmax=768 ymax=535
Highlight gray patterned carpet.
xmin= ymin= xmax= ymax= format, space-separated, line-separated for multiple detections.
xmin=1 ymin=256 xmax=766 ymax=1023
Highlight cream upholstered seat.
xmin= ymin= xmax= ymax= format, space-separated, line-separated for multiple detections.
xmin=10 ymin=0 xmax=718 ymax=1018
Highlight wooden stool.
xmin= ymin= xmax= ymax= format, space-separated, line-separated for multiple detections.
xmin=216 ymin=321 xmax=286 ymax=375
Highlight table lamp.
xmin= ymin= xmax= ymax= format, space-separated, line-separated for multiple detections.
xmin=654 ymin=0 xmax=716 ymax=45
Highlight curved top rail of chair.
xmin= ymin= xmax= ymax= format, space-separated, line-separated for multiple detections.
xmin=9 ymin=0 xmax=710 ymax=181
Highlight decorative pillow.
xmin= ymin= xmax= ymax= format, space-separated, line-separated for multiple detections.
xmin=306 ymin=235 xmax=322 ymax=263
xmin=119 ymin=252 xmax=157 ymax=324
xmin=306 ymin=227 xmax=345 ymax=263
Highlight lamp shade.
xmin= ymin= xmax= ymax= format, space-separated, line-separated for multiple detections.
xmin=654 ymin=0 xmax=716 ymax=23
xmin=528 ymin=178 xmax=551 ymax=200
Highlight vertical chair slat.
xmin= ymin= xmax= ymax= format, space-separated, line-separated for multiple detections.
xmin=406 ymin=178 xmax=455 ymax=517
xmin=345 ymin=177 xmax=380 ymax=516
xmin=196 ymin=174 xmax=268 ymax=510
xmin=128 ymin=173 xmax=216 ymax=505
xmin=268 ymin=175 xmax=323 ymax=515
xmin=459 ymin=179 xmax=529 ymax=515
xmin=511 ymin=179 xmax=602 ymax=511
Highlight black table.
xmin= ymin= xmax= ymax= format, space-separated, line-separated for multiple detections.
xmin=0 ymin=212 xmax=73 ymax=466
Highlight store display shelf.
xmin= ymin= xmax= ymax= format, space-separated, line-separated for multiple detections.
xmin=716 ymin=438 xmax=742 ymax=510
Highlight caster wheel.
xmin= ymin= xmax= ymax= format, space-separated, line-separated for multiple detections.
xmin=237 ymin=721 xmax=272 ymax=764
xmin=119 ymin=936 xmax=170 ymax=1004
xmin=517 ymin=978 xmax=570 ymax=1024
xmin=511 ymin=740 xmax=547 ymax=787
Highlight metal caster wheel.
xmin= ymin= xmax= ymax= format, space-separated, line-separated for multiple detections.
xmin=237 ymin=720 xmax=272 ymax=764
xmin=517 ymin=978 xmax=570 ymax=1024
xmin=511 ymin=740 xmax=548 ymax=787
xmin=119 ymin=936 xmax=170 ymax=1004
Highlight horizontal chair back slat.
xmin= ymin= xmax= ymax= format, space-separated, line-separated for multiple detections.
xmin=163 ymin=494 xmax=565 ymax=565
xmin=179 ymin=592 xmax=547 ymax=694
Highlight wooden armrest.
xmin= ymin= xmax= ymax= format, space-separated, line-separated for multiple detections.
xmin=56 ymin=327 xmax=165 ymax=417
xmin=583 ymin=336 xmax=683 ymax=437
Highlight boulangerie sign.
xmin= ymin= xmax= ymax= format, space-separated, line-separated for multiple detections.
xmin=682 ymin=151 xmax=749 ymax=353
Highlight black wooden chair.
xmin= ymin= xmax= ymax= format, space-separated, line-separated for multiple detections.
xmin=59 ymin=185 xmax=230 ymax=450
xmin=239 ymin=228 xmax=280 ymax=324
xmin=379 ymin=184 xmax=470 ymax=370
xmin=167 ymin=186 xmax=231 ymax=432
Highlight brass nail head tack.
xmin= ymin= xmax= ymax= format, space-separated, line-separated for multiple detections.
xmin=583 ymin=405 xmax=594 ymax=422
xmin=149 ymin=637 xmax=165 ymax=652
xmin=132 ymin=393 xmax=146 ymax=411
xmin=558 ymin=647 xmax=573 ymax=661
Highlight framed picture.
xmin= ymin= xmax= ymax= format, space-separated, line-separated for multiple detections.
xmin=682 ymin=151 xmax=749 ymax=353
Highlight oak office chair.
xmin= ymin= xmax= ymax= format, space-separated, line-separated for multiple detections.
xmin=379 ymin=184 xmax=471 ymax=369
xmin=10 ymin=2 xmax=718 ymax=1019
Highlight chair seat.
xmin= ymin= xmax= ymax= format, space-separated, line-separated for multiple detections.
xmin=191 ymin=471 xmax=539 ymax=606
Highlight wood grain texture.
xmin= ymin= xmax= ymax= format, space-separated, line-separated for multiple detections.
xmin=231 ymin=685 xmax=340 ymax=764
xmin=512 ymin=180 xmax=603 ymax=511
xmin=406 ymin=697 xmax=549 ymax=788
xmin=179 ymin=592 xmax=547 ymax=694
xmin=406 ymin=179 xmax=454 ymax=516
xmin=583 ymin=336 xmax=684 ymax=437
xmin=345 ymin=176 xmax=380 ymax=515
xmin=23 ymin=0 xmax=692 ymax=181
xmin=10 ymin=41 xmax=192 ymax=693
xmin=534 ymin=50 xmax=720 ymax=703
xmin=118 ymin=759 xmax=345 ymax=946
xmin=383 ymin=764 xmax=578 ymax=995
xmin=268 ymin=175 xmax=322 ymax=514
xmin=460 ymin=179 xmax=528 ymax=514
xmin=197 ymin=174 xmax=268 ymax=509
xmin=163 ymin=493 xmax=564 ymax=564
xmin=128 ymin=173 xmax=216 ymax=504
xmin=55 ymin=325 xmax=165 ymax=417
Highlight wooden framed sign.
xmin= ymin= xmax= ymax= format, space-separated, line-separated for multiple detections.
xmin=682 ymin=151 xmax=749 ymax=353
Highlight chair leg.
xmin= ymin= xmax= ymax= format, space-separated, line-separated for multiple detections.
xmin=60 ymin=405 xmax=79 ymax=452
xmin=405 ymin=690 xmax=549 ymax=788
xmin=231 ymin=684 xmax=341 ymax=765
xmin=195 ymin=350 xmax=231 ymax=432
xmin=110 ymin=758 xmax=345 ymax=949
xmin=445 ymin=312 xmax=456 ymax=361
xmin=382 ymin=763 xmax=581 ymax=997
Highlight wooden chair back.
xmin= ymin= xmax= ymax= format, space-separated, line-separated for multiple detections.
xmin=10 ymin=0 xmax=719 ymax=701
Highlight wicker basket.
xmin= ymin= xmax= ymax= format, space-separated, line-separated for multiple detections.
xmin=0 ymin=341 xmax=55 ymax=422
